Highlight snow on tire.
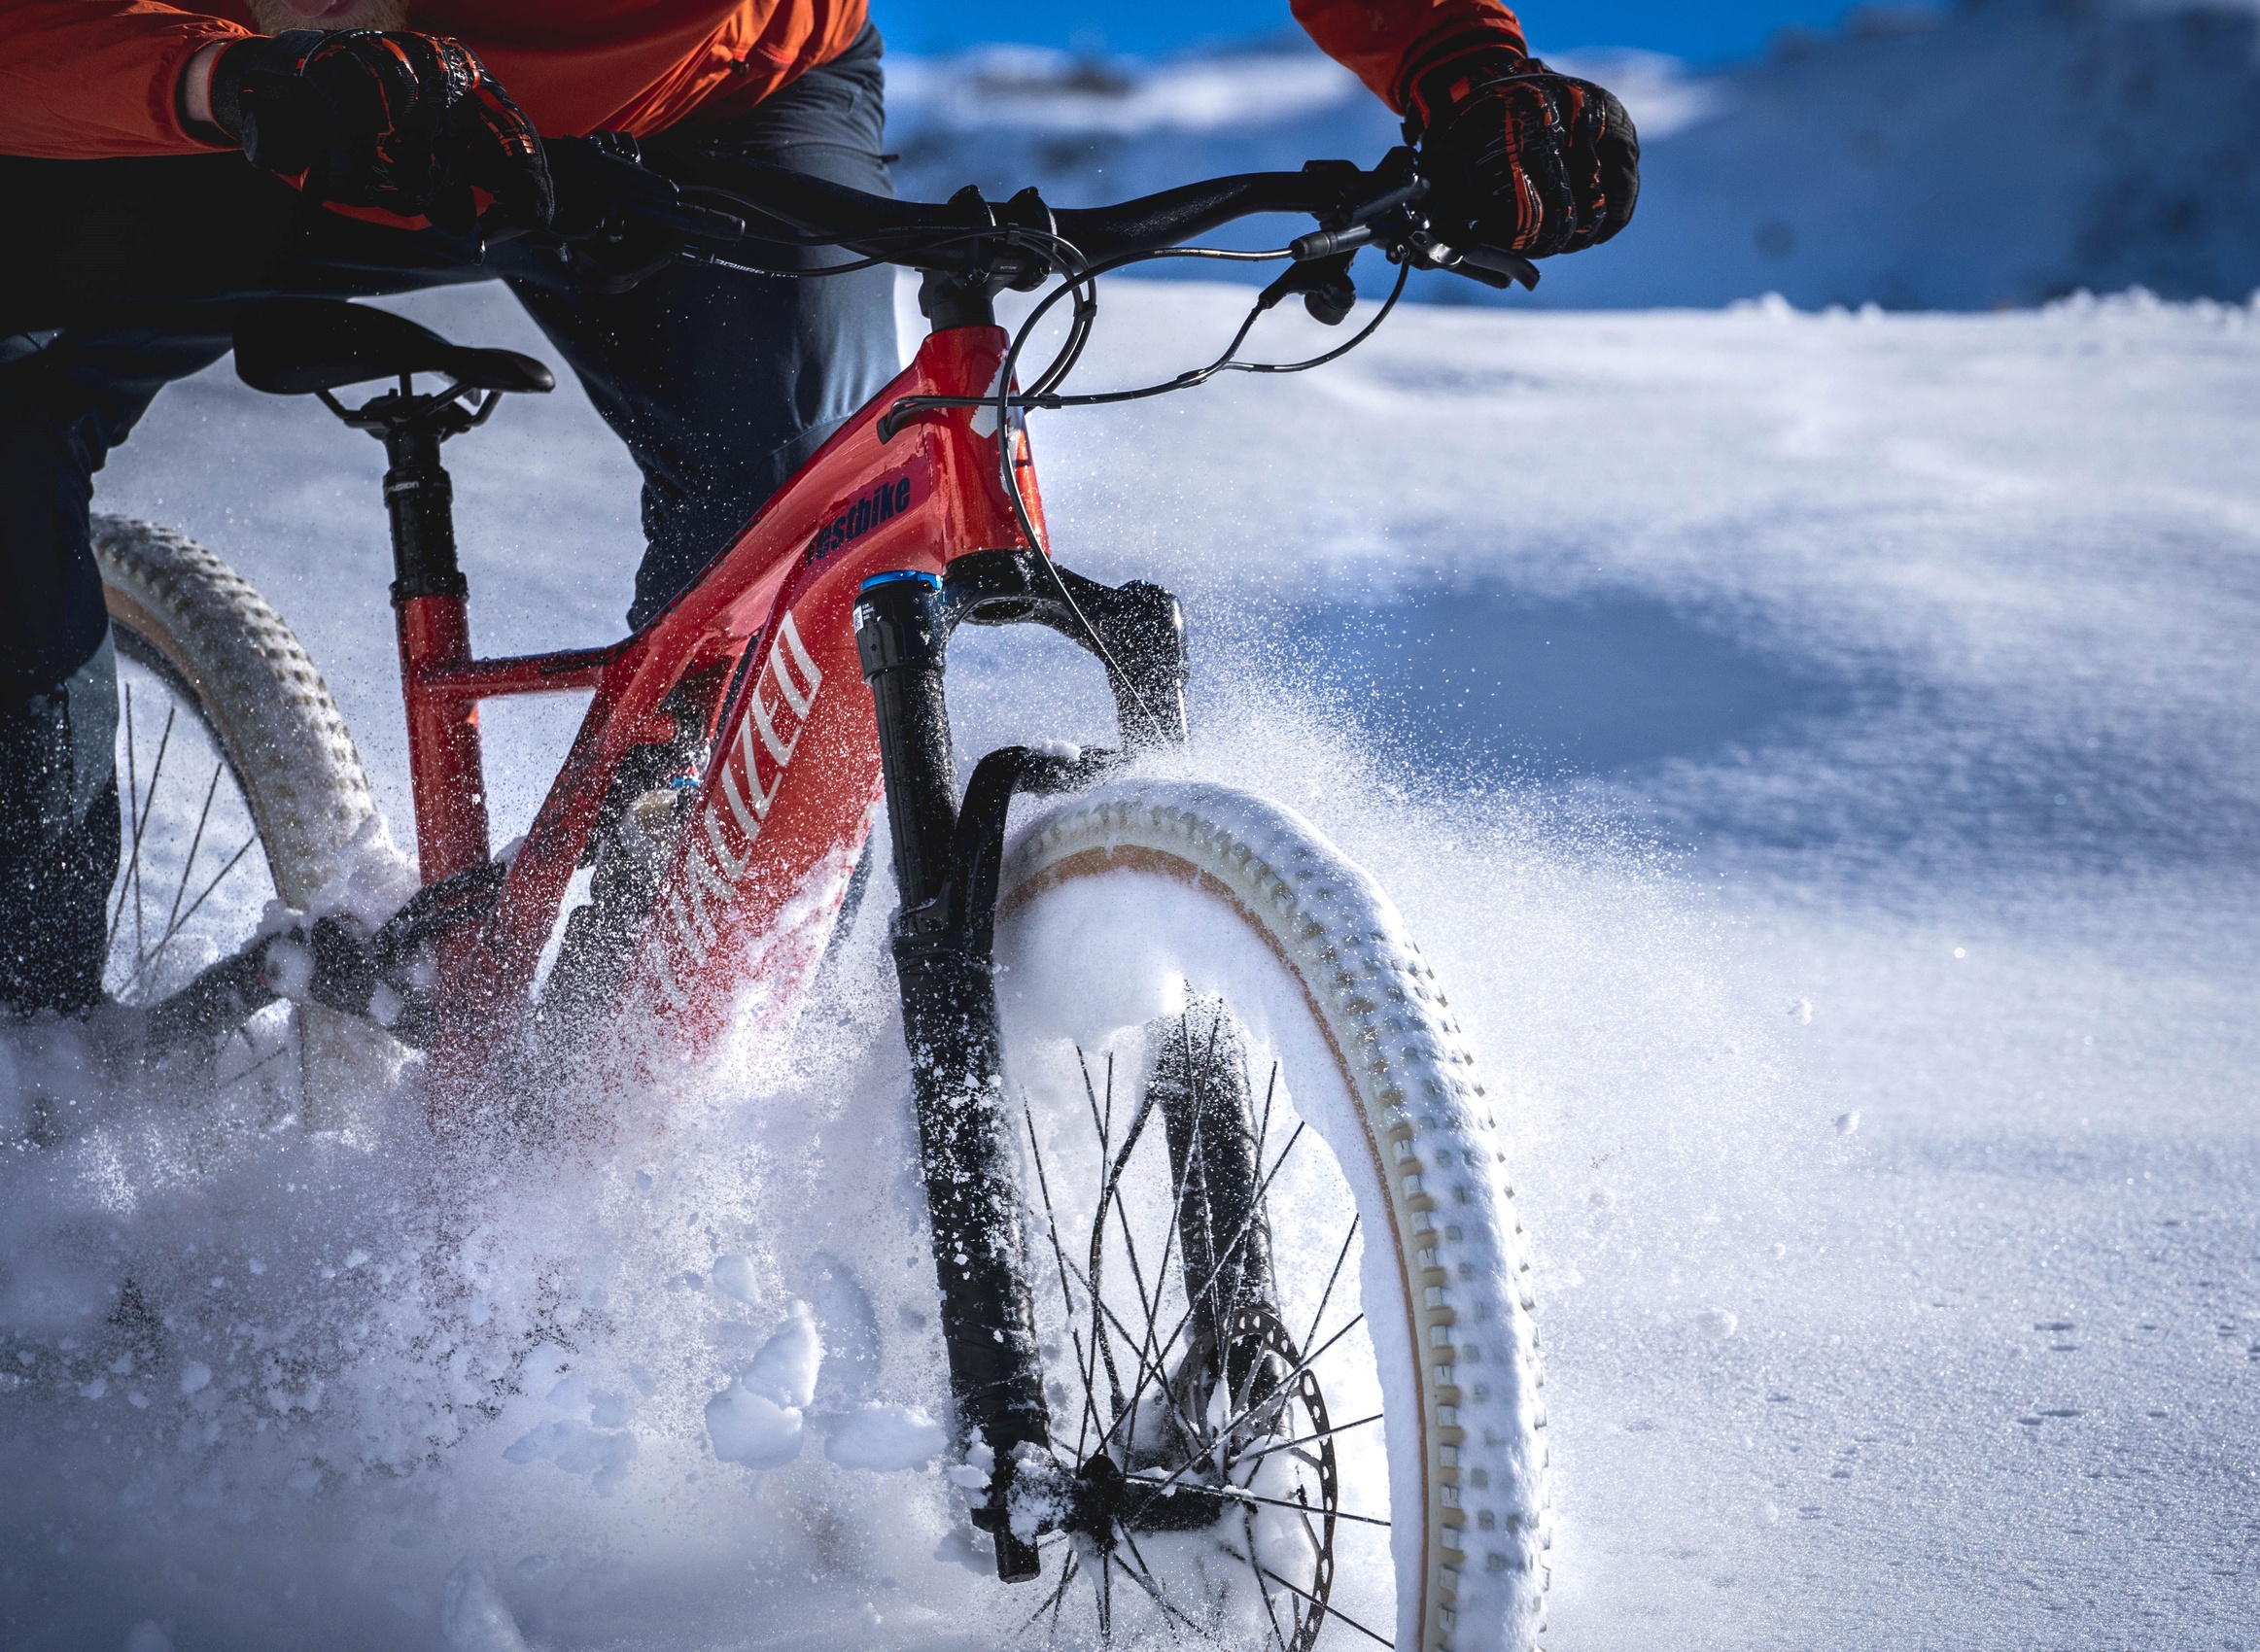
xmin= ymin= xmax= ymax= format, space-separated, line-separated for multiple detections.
xmin=998 ymin=779 xmax=1549 ymax=1652
xmin=92 ymin=514 xmax=380 ymax=909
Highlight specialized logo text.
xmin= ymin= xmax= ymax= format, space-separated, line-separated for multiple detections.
xmin=650 ymin=609 xmax=824 ymax=1012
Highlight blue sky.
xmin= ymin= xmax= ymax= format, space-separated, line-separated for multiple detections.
xmin=865 ymin=1 xmax=1902 ymax=64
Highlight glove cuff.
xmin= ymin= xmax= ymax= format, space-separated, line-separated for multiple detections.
xmin=207 ymin=29 xmax=325 ymax=141
xmin=1397 ymin=33 xmax=1533 ymax=137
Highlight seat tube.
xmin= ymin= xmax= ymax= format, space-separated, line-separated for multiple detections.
xmin=384 ymin=422 xmax=490 ymax=884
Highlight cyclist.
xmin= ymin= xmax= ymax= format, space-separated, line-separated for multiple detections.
xmin=0 ymin=0 xmax=1638 ymax=1016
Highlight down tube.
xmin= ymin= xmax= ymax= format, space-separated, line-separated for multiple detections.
xmin=622 ymin=568 xmax=883 ymax=1060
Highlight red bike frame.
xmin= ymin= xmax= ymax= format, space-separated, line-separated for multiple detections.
xmin=394 ymin=324 xmax=1047 ymax=1092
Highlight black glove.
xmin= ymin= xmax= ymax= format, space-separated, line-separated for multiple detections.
xmin=1400 ymin=38 xmax=1639 ymax=258
xmin=210 ymin=28 xmax=552 ymax=233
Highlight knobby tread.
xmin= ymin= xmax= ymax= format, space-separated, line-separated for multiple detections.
xmin=1000 ymin=779 xmax=1549 ymax=1652
xmin=92 ymin=515 xmax=378 ymax=910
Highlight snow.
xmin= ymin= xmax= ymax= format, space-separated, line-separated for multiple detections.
xmin=439 ymin=1563 xmax=530 ymax=1652
xmin=824 ymin=1402 xmax=951 ymax=1471
xmin=704 ymin=1300 xmax=821 ymax=1470
xmin=703 ymin=1378 xmax=805 ymax=1469
xmin=5 ymin=144 xmax=2260 ymax=1652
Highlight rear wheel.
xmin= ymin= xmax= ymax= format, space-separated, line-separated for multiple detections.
xmin=993 ymin=781 xmax=1550 ymax=1652
xmin=92 ymin=516 xmax=391 ymax=1107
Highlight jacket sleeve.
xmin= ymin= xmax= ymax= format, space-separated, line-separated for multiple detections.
xmin=1289 ymin=0 xmax=1527 ymax=111
xmin=0 ymin=2 xmax=252 ymax=159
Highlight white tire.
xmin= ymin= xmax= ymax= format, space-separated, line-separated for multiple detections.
xmin=995 ymin=779 xmax=1548 ymax=1652
xmin=93 ymin=514 xmax=378 ymax=911
xmin=94 ymin=516 xmax=400 ymax=1120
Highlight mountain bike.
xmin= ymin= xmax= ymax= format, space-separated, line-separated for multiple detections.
xmin=85 ymin=141 xmax=1551 ymax=1652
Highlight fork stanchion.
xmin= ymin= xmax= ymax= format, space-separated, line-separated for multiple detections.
xmin=854 ymin=570 xmax=1050 ymax=1582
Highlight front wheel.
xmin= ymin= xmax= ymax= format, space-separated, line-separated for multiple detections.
xmin=992 ymin=781 xmax=1549 ymax=1652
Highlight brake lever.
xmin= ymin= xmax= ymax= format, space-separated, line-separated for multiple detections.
xmin=1400 ymin=227 xmax=1541 ymax=292
xmin=543 ymin=135 xmax=747 ymax=245
xmin=1455 ymin=244 xmax=1542 ymax=292
xmin=622 ymin=197 xmax=748 ymax=241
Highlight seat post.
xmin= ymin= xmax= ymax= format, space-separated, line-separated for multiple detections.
xmin=230 ymin=295 xmax=549 ymax=887
xmin=382 ymin=408 xmax=491 ymax=886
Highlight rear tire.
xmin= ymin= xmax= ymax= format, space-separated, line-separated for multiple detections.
xmin=93 ymin=516 xmax=398 ymax=1116
xmin=94 ymin=515 xmax=379 ymax=911
xmin=994 ymin=780 xmax=1549 ymax=1652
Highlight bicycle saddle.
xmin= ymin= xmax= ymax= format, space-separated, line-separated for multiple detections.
xmin=233 ymin=298 xmax=555 ymax=397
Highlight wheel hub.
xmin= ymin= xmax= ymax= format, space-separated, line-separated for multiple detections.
xmin=1066 ymin=1448 xmax=1231 ymax=1547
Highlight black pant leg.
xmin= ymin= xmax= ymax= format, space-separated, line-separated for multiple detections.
xmin=0 ymin=153 xmax=502 ymax=1012
xmin=0 ymin=321 xmax=239 ymax=1012
xmin=0 ymin=641 xmax=121 ymax=1015
xmin=0 ymin=318 xmax=238 ymax=698
xmin=497 ymin=26 xmax=902 ymax=628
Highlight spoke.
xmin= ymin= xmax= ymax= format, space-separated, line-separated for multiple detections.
xmin=108 ymin=683 xmax=146 ymax=954
xmin=143 ymin=761 xmax=223 ymax=992
xmin=1182 ymin=1017 xmax=1226 ymax=1382
xmin=1109 ymin=1025 xmax=1215 ymax=1459
xmin=1248 ymin=1538 xmax=1296 ymax=1652
xmin=130 ymin=705 xmax=178 ymax=977
xmin=1253 ymin=1060 xmax=1279 ymax=1186
xmin=1134 ymin=1121 xmax=1309 ymax=1419
xmin=1077 ymin=1046 xmax=1108 ymax=1154
xmin=1066 ymin=1049 xmax=1116 ymax=1460
xmin=1089 ymin=1078 xmax=1164 ymax=1437
xmin=123 ymin=838 xmax=255 ymax=996
xmin=1210 ymin=1314 xmax=1366 ymax=1453
xmin=1227 ymin=1412 xmax=1382 ymax=1473
xmin=1103 ymin=1051 xmax=1116 ymax=1158
xmin=1025 ymin=1091 xmax=1108 ymax=1458
xmin=1304 ymin=1215 xmax=1361 ymax=1363
xmin=1089 ymin=1196 xmax=1130 ymax=1433
xmin=217 ymin=1037 xmax=296 ymax=1094
xmin=1249 ymin=1558 xmax=1390 ymax=1650
xmin=1024 ymin=1548 xmax=1080 ymax=1638
xmin=1214 ymin=1484 xmax=1381 ymax=1529
xmin=1116 ymin=1528 xmax=1208 ymax=1642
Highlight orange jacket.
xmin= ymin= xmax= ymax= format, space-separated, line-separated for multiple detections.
xmin=0 ymin=1 xmax=1526 ymax=160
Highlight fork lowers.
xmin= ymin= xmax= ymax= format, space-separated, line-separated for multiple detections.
xmin=854 ymin=556 xmax=1191 ymax=1583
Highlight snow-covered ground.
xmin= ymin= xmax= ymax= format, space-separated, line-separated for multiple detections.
xmin=6 ymin=269 xmax=2258 ymax=1649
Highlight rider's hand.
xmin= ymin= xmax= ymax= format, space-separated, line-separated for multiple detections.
xmin=205 ymin=29 xmax=552 ymax=233
xmin=1400 ymin=37 xmax=1639 ymax=258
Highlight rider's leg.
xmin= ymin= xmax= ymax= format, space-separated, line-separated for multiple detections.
xmin=0 ymin=646 xmax=121 ymax=1016
xmin=497 ymin=23 xmax=901 ymax=628
xmin=0 ymin=150 xmax=500 ymax=1015
xmin=0 ymin=325 xmax=230 ymax=1012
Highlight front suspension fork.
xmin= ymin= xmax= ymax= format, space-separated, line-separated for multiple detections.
xmin=853 ymin=551 xmax=1187 ymax=1581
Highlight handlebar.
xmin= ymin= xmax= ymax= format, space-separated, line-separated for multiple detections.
xmin=539 ymin=137 xmax=1539 ymax=301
